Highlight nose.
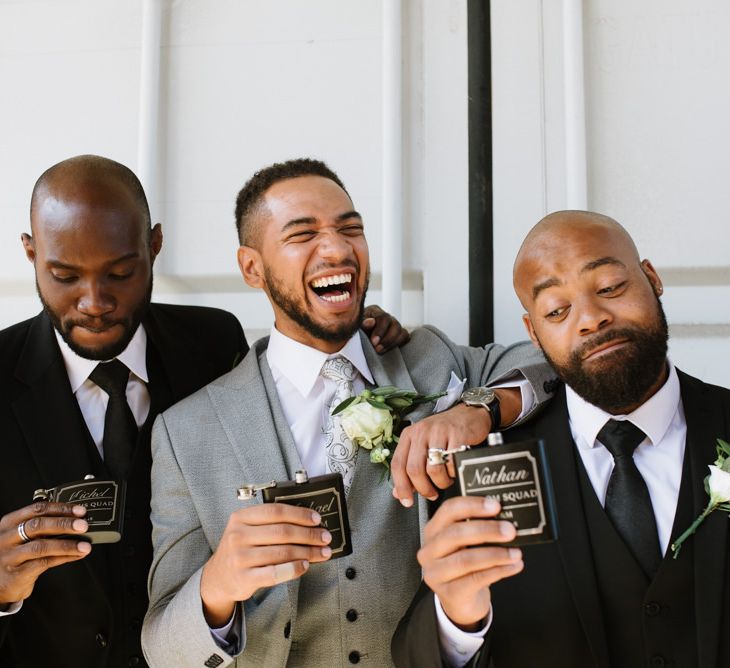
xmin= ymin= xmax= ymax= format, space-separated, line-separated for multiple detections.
xmin=76 ymin=281 xmax=115 ymax=317
xmin=576 ymin=297 xmax=612 ymax=336
xmin=318 ymin=229 xmax=352 ymax=262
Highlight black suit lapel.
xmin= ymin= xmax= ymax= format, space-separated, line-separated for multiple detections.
xmin=10 ymin=313 xmax=112 ymax=602
xmin=539 ymin=388 xmax=611 ymax=667
xmin=678 ymin=371 xmax=729 ymax=668
xmin=143 ymin=305 xmax=209 ymax=408
xmin=11 ymin=313 xmax=96 ymax=488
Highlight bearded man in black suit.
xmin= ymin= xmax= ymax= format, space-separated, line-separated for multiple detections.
xmin=0 ymin=154 xmax=405 ymax=667
xmin=393 ymin=211 xmax=730 ymax=667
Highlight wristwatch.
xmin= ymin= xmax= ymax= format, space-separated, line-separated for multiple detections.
xmin=460 ymin=386 xmax=501 ymax=430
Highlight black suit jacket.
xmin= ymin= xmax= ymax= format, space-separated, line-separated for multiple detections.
xmin=0 ymin=304 xmax=248 ymax=667
xmin=392 ymin=370 xmax=730 ymax=667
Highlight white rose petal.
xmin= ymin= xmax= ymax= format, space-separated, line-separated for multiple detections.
xmin=707 ymin=465 xmax=730 ymax=505
xmin=341 ymin=402 xmax=394 ymax=451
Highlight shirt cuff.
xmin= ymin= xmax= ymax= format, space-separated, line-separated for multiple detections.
xmin=434 ymin=594 xmax=491 ymax=667
xmin=433 ymin=372 xmax=535 ymax=426
xmin=209 ymin=607 xmax=240 ymax=654
xmin=0 ymin=600 xmax=23 ymax=616
xmin=491 ymin=376 xmax=535 ymax=424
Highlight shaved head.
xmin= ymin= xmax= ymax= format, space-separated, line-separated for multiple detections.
xmin=513 ymin=210 xmax=640 ymax=308
xmin=30 ymin=154 xmax=151 ymax=232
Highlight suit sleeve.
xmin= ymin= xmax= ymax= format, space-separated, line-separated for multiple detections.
xmin=411 ymin=326 xmax=557 ymax=423
xmin=141 ymin=413 xmax=244 ymax=668
xmin=392 ymin=582 xmax=491 ymax=668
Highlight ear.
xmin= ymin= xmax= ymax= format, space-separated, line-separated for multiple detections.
xmin=640 ymin=259 xmax=664 ymax=297
xmin=522 ymin=313 xmax=542 ymax=349
xmin=237 ymin=245 xmax=265 ymax=289
xmin=149 ymin=224 xmax=163 ymax=262
xmin=21 ymin=233 xmax=35 ymax=263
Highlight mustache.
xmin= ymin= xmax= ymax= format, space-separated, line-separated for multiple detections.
xmin=575 ymin=328 xmax=637 ymax=360
xmin=65 ymin=317 xmax=127 ymax=332
xmin=306 ymin=259 xmax=358 ymax=278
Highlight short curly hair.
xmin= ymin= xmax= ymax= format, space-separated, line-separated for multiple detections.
xmin=234 ymin=158 xmax=349 ymax=246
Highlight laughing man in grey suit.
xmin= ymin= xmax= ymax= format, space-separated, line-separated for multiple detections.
xmin=141 ymin=158 xmax=557 ymax=667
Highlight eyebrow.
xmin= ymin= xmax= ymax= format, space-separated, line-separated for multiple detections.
xmin=281 ymin=210 xmax=362 ymax=233
xmin=46 ymin=252 xmax=140 ymax=270
xmin=531 ymin=256 xmax=627 ymax=300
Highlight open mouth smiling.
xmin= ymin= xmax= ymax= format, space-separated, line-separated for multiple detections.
xmin=309 ymin=273 xmax=353 ymax=304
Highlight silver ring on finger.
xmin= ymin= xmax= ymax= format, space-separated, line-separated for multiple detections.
xmin=427 ymin=448 xmax=449 ymax=466
xmin=17 ymin=521 xmax=31 ymax=544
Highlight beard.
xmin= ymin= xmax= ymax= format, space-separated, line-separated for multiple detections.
xmin=264 ymin=264 xmax=368 ymax=345
xmin=39 ymin=277 xmax=153 ymax=361
xmin=540 ymin=297 xmax=669 ymax=414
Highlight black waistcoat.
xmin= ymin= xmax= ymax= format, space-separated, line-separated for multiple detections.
xmin=577 ymin=448 xmax=698 ymax=668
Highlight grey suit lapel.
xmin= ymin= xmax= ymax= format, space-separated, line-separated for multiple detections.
xmin=206 ymin=337 xmax=304 ymax=616
xmin=360 ymin=332 xmax=433 ymax=424
xmin=206 ymin=337 xmax=297 ymax=488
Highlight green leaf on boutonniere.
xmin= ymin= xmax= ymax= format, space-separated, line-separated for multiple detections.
xmin=331 ymin=395 xmax=359 ymax=416
xmin=371 ymin=385 xmax=399 ymax=395
xmin=386 ymin=397 xmax=413 ymax=409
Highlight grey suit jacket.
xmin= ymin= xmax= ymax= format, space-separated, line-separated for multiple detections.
xmin=142 ymin=326 xmax=556 ymax=667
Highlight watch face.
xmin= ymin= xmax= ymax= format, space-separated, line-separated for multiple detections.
xmin=461 ymin=387 xmax=496 ymax=405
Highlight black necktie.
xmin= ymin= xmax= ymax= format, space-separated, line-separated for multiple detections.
xmin=89 ymin=360 xmax=138 ymax=480
xmin=598 ymin=419 xmax=661 ymax=577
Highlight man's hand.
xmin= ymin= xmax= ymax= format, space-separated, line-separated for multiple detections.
xmin=361 ymin=304 xmax=410 ymax=353
xmin=418 ymin=496 xmax=523 ymax=630
xmin=391 ymin=404 xmax=491 ymax=506
xmin=391 ymin=388 xmax=522 ymax=507
xmin=200 ymin=503 xmax=333 ymax=627
xmin=0 ymin=502 xmax=90 ymax=606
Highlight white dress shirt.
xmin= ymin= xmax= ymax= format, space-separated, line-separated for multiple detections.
xmin=266 ymin=327 xmax=374 ymax=475
xmin=54 ymin=326 xmax=151 ymax=455
xmin=567 ymin=361 xmax=685 ymax=554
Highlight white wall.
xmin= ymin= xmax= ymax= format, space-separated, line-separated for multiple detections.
xmin=0 ymin=0 xmax=470 ymax=343
xmin=1 ymin=0 xmax=727 ymax=386
xmin=492 ymin=0 xmax=730 ymax=387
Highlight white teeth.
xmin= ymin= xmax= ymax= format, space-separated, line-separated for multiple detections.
xmin=310 ymin=273 xmax=352 ymax=289
xmin=320 ymin=292 xmax=350 ymax=303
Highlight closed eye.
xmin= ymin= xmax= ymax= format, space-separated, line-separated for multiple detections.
xmin=545 ymin=305 xmax=569 ymax=321
xmin=285 ymin=230 xmax=317 ymax=242
xmin=51 ymin=274 xmax=77 ymax=284
xmin=597 ymin=281 xmax=626 ymax=296
xmin=340 ymin=224 xmax=364 ymax=236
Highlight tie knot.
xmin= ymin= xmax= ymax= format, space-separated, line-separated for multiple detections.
xmin=320 ymin=356 xmax=356 ymax=384
xmin=89 ymin=360 xmax=130 ymax=397
xmin=598 ymin=419 xmax=646 ymax=459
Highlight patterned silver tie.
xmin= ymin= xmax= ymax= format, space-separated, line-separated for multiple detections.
xmin=321 ymin=356 xmax=358 ymax=493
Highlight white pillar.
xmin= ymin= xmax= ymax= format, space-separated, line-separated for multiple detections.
xmin=562 ymin=0 xmax=587 ymax=209
xmin=137 ymin=0 xmax=163 ymax=221
xmin=381 ymin=0 xmax=403 ymax=318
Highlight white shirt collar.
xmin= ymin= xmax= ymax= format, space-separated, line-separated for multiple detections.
xmin=266 ymin=326 xmax=374 ymax=398
xmin=566 ymin=359 xmax=681 ymax=449
xmin=55 ymin=324 xmax=149 ymax=393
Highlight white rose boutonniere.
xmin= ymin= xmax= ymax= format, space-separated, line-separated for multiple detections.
xmin=671 ymin=438 xmax=730 ymax=558
xmin=333 ymin=386 xmax=445 ymax=478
